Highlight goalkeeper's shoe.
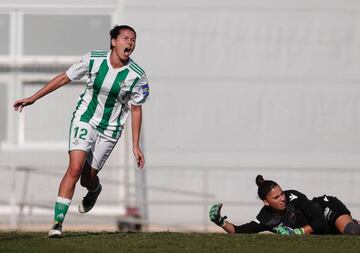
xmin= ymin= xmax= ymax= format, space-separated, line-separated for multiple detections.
xmin=78 ymin=184 xmax=102 ymax=214
xmin=48 ymin=222 xmax=62 ymax=238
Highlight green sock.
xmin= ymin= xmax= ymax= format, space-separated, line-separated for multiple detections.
xmin=54 ymin=197 xmax=71 ymax=223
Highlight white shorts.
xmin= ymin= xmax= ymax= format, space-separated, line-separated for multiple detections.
xmin=68 ymin=121 xmax=118 ymax=170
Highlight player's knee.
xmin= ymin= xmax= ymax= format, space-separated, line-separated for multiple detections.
xmin=67 ymin=164 xmax=83 ymax=179
xmin=343 ymin=222 xmax=360 ymax=235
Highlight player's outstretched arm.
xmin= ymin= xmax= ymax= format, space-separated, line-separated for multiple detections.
xmin=13 ymin=72 xmax=71 ymax=112
xmin=209 ymin=203 xmax=236 ymax=233
xmin=222 ymin=220 xmax=236 ymax=234
xmin=131 ymin=104 xmax=145 ymax=169
xmin=209 ymin=203 xmax=270 ymax=234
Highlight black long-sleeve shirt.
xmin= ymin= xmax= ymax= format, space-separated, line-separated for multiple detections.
xmin=234 ymin=190 xmax=329 ymax=234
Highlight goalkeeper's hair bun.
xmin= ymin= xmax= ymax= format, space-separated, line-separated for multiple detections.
xmin=255 ymin=175 xmax=265 ymax=186
xmin=256 ymin=175 xmax=278 ymax=200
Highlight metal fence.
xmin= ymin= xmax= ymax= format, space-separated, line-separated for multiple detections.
xmin=1 ymin=164 xmax=360 ymax=232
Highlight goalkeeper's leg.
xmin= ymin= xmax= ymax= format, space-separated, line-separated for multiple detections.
xmin=336 ymin=214 xmax=360 ymax=235
xmin=344 ymin=222 xmax=360 ymax=235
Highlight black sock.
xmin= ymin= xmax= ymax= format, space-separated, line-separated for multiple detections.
xmin=343 ymin=222 xmax=360 ymax=235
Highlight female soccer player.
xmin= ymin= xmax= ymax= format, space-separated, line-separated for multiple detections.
xmin=209 ymin=175 xmax=360 ymax=235
xmin=13 ymin=25 xmax=150 ymax=238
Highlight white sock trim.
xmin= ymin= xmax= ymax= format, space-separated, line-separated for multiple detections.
xmin=56 ymin=196 xmax=71 ymax=206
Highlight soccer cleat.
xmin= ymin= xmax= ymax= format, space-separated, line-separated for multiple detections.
xmin=78 ymin=184 xmax=102 ymax=214
xmin=48 ymin=222 xmax=63 ymax=238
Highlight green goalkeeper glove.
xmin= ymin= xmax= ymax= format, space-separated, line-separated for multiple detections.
xmin=209 ymin=203 xmax=227 ymax=227
xmin=274 ymin=223 xmax=304 ymax=235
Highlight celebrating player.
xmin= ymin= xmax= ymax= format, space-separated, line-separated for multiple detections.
xmin=209 ymin=175 xmax=360 ymax=235
xmin=13 ymin=25 xmax=150 ymax=238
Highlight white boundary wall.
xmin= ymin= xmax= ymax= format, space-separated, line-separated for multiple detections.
xmin=1 ymin=0 xmax=360 ymax=230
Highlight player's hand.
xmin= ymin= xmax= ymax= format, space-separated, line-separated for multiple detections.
xmin=133 ymin=146 xmax=145 ymax=169
xmin=274 ymin=224 xmax=294 ymax=235
xmin=209 ymin=203 xmax=227 ymax=227
xmin=13 ymin=97 xmax=35 ymax=112
xmin=274 ymin=224 xmax=304 ymax=235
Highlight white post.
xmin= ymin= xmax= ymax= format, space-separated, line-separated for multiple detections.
xmin=9 ymin=166 xmax=18 ymax=230
xmin=9 ymin=10 xmax=24 ymax=145
xmin=112 ymin=0 xmax=125 ymax=26
xmin=203 ymin=169 xmax=209 ymax=232
xmin=111 ymin=0 xmax=131 ymax=207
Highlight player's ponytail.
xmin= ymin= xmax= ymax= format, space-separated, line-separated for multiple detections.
xmin=255 ymin=175 xmax=265 ymax=186
xmin=255 ymin=175 xmax=278 ymax=200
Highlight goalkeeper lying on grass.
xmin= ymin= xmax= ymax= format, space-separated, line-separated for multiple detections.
xmin=209 ymin=175 xmax=360 ymax=235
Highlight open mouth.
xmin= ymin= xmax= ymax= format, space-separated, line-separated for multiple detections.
xmin=124 ymin=47 xmax=131 ymax=54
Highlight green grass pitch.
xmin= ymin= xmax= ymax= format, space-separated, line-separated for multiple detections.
xmin=1 ymin=231 xmax=360 ymax=253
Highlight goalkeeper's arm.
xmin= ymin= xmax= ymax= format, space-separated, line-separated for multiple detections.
xmin=221 ymin=220 xmax=237 ymax=234
xmin=209 ymin=203 xmax=267 ymax=234
xmin=209 ymin=203 xmax=235 ymax=233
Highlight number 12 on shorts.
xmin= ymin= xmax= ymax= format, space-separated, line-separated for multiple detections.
xmin=74 ymin=127 xmax=88 ymax=140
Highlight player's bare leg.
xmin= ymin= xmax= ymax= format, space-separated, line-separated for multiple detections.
xmin=49 ymin=150 xmax=87 ymax=238
xmin=58 ymin=150 xmax=88 ymax=198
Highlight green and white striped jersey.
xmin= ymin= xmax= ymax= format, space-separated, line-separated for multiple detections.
xmin=66 ymin=50 xmax=149 ymax=139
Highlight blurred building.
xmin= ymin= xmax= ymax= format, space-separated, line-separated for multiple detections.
xmin=1 ymin=0 xmax=360 ymax=232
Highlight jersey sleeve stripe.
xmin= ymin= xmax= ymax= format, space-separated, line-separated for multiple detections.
xmin=129 ymin=65 xmax=143 ymax=77
xmin=130 ymin=62 xmax=145 ymax=75
xmin=91 ymin=52 xmax=107 ymax=55
xmin=129 ymin=63 xmax=145 ymax=76
xmin=90 ymin=51 xmax=108 ymax=58
xmin=129 ymin=63 xmax=144 ymax=75
xmin=91 ymin=50 xmax=108 ymax=55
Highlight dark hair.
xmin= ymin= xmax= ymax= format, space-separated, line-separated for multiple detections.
xmin=256 ymin=175 xmax=278 ymax=200
xmin=109 ymin=25 xmax=137 ymax=49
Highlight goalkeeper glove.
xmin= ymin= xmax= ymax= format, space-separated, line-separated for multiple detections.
xmin=209 ymin=203 xmax=227 ymax=227
xmin=274 ymin=223 xmax=304 ymax=235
